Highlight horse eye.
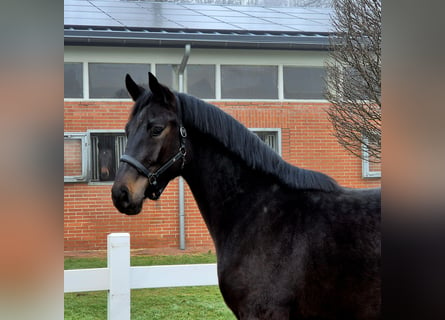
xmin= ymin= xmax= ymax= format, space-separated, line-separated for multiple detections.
xmin=151 ymin=126 xmax=164 ymax=136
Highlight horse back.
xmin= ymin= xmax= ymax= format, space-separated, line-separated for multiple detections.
xmin=297 ymin=187 xmax=381 ymax=318
xmin=217 ymin=186 xmax=381 ymax=319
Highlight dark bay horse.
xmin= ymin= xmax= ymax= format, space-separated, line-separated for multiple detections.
xmin=97 ymin=136 xmax=115 ymax=181
xmin=111 ymin=73 xmax=381 ymax=320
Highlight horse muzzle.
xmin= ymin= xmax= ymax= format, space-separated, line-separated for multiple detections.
xmin=111 ymin=183 xmax=144 ymax=215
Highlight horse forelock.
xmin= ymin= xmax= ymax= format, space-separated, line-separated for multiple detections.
xmin=176 ymin=92 xmax=340 ymax=193
xmin=130 ymin=90 xmax=152 ymax=120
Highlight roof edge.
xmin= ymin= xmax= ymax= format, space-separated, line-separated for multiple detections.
xmin=64 ymin=27 xmax=331 ymax=51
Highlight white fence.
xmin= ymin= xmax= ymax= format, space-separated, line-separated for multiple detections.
xmin=64 ymin=233 xmax=218 ymax=320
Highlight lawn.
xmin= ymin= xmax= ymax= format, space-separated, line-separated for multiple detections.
xmin=64 ymin=252 xmax=217 ymax=270
xmin=64 ymin=253 xmax=236 ymax=320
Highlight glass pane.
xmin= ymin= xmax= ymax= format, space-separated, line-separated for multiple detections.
xmin=64 ymin=63 xmax=83 ymax=98
xmin=64 ymin=139 xmax=83 ymax=177
xmin=254 ymin=131 xmax=279 ymax=154
xmin=221 ymin=65 xmax=278 ymax=99
xmin=156 ymin=64 xmax=175 ymax=89
xmin=90 ymin=133 xmax=127 ymax=182
xmin=368 ymin=160 xmax=381 ymax=172
xmin=283 ymin=66 xmax=326 ymax=99
xmin=343 ymin=67 xmax=375 ymax=100
xmin=187 ymin=65 xmax=215 ymax=99
xmin=89 ymin=63 xmax=150 ymax=98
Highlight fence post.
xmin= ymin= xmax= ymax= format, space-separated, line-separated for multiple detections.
xmin=107 ymin=233 xmax=130 ymax=320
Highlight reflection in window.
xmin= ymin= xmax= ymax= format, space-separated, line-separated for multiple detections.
xmin=155 ymin=64 xmax=175 ymax=89
xmin=64 ymin=63 xmax=83 ymax=98
xmin=187 ymin=65 xmax=215 ymax=99
xmin=343 ymin=67 xmax=376 ymax=101
xmin=64 ymin=139 xmax=83 ymax=177
xmin=221 ymin=65 xmax=278 ymax=99
xmin=283 ymin=66 xmax=326 ymax=99
xmin=362 ymin=135 xmax=381 ymax=178
xmin=64 ymin=133 xmax=89 ymax=182
xmin=89 ymin=63 xmax=150 ymax=98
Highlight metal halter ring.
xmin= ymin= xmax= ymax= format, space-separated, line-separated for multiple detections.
xmin=180 ymin=126 xmax=187 ymax=138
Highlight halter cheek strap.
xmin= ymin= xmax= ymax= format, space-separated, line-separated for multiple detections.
xmin=120 ymin=126 xmax=187 ymax=188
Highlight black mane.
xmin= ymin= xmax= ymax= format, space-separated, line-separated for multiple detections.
xmin=176 ymin=92 xmax=340 ymax=192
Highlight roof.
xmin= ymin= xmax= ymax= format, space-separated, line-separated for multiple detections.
xmin=64 ymin=0 xmax=334 ymax=50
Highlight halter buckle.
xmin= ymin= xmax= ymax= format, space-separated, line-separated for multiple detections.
xmin=148 ymin=175 xmax=157 ymax=186
xmin=180 ymin=126 xmax=187 ymax=138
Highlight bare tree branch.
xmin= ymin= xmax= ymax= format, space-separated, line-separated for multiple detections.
xmin=325 ymin=0 xmax=381 ymax=162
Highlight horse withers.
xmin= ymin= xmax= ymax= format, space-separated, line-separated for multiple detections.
xmin=111 ymin=72 xmax=381 ymax=319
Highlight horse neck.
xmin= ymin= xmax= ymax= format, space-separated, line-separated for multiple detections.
xmin=181 ymin=131 xmax=271 ymax=243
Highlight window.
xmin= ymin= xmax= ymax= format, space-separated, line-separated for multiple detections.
xmin=89 ymin=63 xmax=150 ymax=98
xmin=283 ymin=66 xmax=326 ymax=99
xmin=64 ymin=131 xmax=127 ymax=183
xmin=187 ymin=65 xmax=215 ymax=99
xmin=64 ymin=60 xmax=332 ymax=101
xmin=362 ymin=136 xmax=381 ymax=178
xmin=343 ymin=67 xmax=378 ymax=101
xmin=65 ymin=129 xmax=280 ymax=183
xmin=64 ymin=63 xmax=83 ymax=98
xmin=64 ymin=133 xmax=89 ymax=182
xmin=251 ymin=129 xmax=281 ymax=155
xmin=90 ymin=132 xmax=127 ymax=182
xmin=221 ymin=65 xmax=278 ymax=99
xmin=155 ymin=64 xmax=216 ymax=99
xmin=155 ymin=64 xmax=175 ymax=89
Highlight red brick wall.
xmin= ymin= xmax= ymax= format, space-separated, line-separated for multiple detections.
xmin=64 ymin=100 xmax=380 ymax=252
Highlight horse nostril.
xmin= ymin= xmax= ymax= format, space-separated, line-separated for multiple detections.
xmin=112 ymin=184 xmax=130 ymax=207
xmin=120 ymin=186 xmax=129 ymax=203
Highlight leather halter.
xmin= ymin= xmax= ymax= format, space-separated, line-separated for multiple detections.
xmin=119 ymin=97 xmax=187 ymax=200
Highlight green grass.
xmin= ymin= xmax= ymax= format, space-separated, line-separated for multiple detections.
xmin=64 ymin=253 xmax=235 ymax=320
xmin=64 ymin=252 xmax=217 ymax=270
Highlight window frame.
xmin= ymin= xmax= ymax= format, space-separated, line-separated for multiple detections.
xmin=362 ymin=137 xmax=381 ymax=178
xmin=220 ymin=65 xmax=279 ymax=100
xmin=249 ymin=128 xmax=282 ymax=156
xmin=64 ymin=62 xmax=84 ymax=99
xmin=283 ymin=66 xmax=327 ymax=100
xmin=64 ymin=47 xmax=331 ymax=102
xmin=64 ymin=132 xmax=90 ymax=183
xmin=88 ymin=62 xmax=151 ymax=99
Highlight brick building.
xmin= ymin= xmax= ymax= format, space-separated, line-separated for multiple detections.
xmin=64 ymin=1 xmax=380 ymax=252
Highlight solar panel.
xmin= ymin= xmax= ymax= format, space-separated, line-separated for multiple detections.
xmin=64 ymin=1 xmax=333 ymax=33
xmin=64 ymin=5 xmax=102 ymax=13
xmin=64 ymin=17 xmax=123 ymax=27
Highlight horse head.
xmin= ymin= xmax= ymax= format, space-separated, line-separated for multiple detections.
xmin=98 ymin=138 xmax=115 ymax=181
xmin=111 ymin=72 xmax=186 ymax=215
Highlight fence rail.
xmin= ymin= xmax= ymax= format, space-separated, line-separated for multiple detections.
xmin=64 ymin=233 xmax=218 ymax=320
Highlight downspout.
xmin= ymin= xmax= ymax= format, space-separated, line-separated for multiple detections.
xmin=174 ymin=44 xmax=191 ymax=250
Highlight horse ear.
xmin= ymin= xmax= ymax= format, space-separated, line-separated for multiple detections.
xmin=148 ymin=72 xmax=176 ymax=108
xmin=125 ymin=74 xmax=144 ymax=101
xmin=148 ymin=72 xmax=163 ymax=97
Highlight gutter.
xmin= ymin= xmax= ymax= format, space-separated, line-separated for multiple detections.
xmin=64 ymin=27 xmax=331 ymax=51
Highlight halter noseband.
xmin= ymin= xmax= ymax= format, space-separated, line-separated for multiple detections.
xmin=119 ymin=96 xmax=187 ymax=200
